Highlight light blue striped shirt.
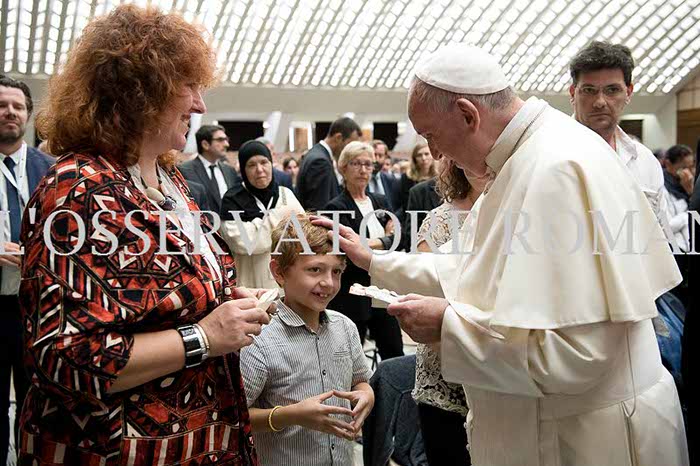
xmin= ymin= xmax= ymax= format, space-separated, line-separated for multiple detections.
xmin=240 ymin=300 xmax=372 ymax=466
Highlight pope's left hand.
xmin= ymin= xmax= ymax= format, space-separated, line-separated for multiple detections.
xmin=387 ymin=294 xmax=449 ymax=343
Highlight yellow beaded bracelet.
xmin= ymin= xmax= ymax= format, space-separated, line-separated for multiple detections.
xmin=268 ymin=406 xmax=283 ymax=432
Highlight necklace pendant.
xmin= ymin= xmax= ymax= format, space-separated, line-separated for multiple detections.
xmin=160 ymin=195 xmax=177 ymax=211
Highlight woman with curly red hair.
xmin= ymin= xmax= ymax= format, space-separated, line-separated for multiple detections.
xmin=19 ymin=5 xmax=269 ymax=465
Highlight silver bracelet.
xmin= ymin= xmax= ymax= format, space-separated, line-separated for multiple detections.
xmin=177 ymin=324 xmax=209 ymax=368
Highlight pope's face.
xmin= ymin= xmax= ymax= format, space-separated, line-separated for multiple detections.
xmin=569 ymin=68 xmax=632 ymax=136
xmin=408 ymin=97 xmax=479 ymax=172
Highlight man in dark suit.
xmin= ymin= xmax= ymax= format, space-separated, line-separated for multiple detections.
xmin=297 ymin=117 xmax=361 ymax=211
xmin=185 ymin=179 xmax=212 ymax=212
xmin=178 ymin=124 xmax=241 ymax=213
xmin=0 ymin=76 xmax=54 ymax=465
xmin=255 ymin=136 xmax=293 ymax=190
xmin=369 ymin=139 xmax=399 ymax=211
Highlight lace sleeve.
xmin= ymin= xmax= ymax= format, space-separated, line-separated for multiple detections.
xmin=416 ymin=202 xmax=455 ymax=248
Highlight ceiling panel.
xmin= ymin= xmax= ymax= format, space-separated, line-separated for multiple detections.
xmin=1 ymin=0 xmax=698 ymax=94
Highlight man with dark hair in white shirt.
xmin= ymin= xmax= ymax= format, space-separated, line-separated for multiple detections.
xmin=569 ymin=41 xmax=671 ymax=230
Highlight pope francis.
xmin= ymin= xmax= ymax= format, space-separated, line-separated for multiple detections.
xmin=314 ymin=44 xmax=688 ymax=466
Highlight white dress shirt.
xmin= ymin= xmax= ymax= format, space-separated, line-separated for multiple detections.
xmin=319 ymin=140 xmax=343 ymax=186
xmin=198 ymin=154 xmax=228 ymax=200
xmin=368 ymin=172 xmax=386 ymax=196
xmin=614 ymin=127 xmax=670 ymax=228
xmin=1 ymin=143 xmax=30 ymax=295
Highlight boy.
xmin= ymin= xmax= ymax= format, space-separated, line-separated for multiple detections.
xmin=240 ymin=214 xmax=374 ymax=466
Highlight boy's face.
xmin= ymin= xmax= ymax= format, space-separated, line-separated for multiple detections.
xmin=272 ymin=254 xmax=345 ymax=315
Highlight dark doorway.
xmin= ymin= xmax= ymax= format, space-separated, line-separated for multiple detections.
xmin=219 ymin=121 xmax=264 ymax=150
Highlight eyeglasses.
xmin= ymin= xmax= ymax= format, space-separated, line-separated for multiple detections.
xmin=578 ymin=85 xmax=626 ymax=97
xmin=348 ymin=161 xmax=374 ymax=170
xmin=212 ymin=137 xmax=229 ymax=143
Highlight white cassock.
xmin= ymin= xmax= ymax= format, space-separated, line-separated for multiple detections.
xmin=371 ymin=97 xmax=688 ymax=466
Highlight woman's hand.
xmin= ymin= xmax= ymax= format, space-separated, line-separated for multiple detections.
xmin=679 ymin=168 xmax=694 ymax=195
xmin=198 ymin=297 xmax=271 ymax=356
xmin=384 ymin=219 xmax=394 ymax=236
xmin=234 ymin=287 xmax=268 ymax=300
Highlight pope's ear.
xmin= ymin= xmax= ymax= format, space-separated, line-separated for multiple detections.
xmin=455 ymin=98 xmax=480 ymax=132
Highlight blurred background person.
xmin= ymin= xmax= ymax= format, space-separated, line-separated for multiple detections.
xmin=0 ymin=75 xmax=53 ymax=466
xmin=324 ymin=141 xmax=403 ymax=360
xmin=297 ymin=117 xmax=361 ymax=211
xmin=369 ymin=139 xmax=399 ymax=211
xmin=654 ymin=148 xmax=666 ymax=166
xmin=398 ymin=143 xmax=437 ymax=221
xmin=282 ymin=155 xmax=300 ymax=191
xmin=663 ymin=144 xmax=695 ymax=309
xmin=256 ymin=136 xmax=293 ymax=190
xmin=226 ymin=149 xmax=241 ymax=174
xmin=220 ymin=140 xmax=303 ymax=289
xmin=664 ymin=144 xmax=695 ymax=252
xmin=19 ymin=6 xmax=269 ymax=464
xmin=179 ymin=124 xmax=241 ymax=213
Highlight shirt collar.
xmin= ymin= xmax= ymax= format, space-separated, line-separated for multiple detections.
xmin=614 ymin=126 xmax=639 ymax=164
xmin=0 ymin=142 xmax=26 ymax=163
xmin=485 ymin=97 xmax=547 ymax=177
xmin=319 ymin=140 xmax=334 ymax=160
xmin=276 ymin=299 xmax=333 ymax=330
xmin=198 ymin=154 xmax=218 ymax=170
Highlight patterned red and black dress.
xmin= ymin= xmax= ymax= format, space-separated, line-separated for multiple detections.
xmin=18 ymin=153 xmax=257 ymax=465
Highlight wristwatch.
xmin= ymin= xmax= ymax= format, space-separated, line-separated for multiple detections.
xmin=177 ymin=324 xmax=209 ymax=368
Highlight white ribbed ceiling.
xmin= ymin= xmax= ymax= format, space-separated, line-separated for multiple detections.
xmin=1 ymin=0 xmax=699 ymax=94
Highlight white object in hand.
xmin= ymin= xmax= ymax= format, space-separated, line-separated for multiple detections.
xmin=258 ymin=288 xmax=280 ymax=315
xmin=349 ymin=283 xmax=403 ymax=305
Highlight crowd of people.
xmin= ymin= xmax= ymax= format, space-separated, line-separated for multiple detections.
xmin=0 ymin=4 xmax=696 ymax=466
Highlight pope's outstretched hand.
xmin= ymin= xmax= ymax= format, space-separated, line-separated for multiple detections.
xmin=387 ymin=294 xmax=449 ymax=344
xmin=310 ymin=215 xmax=372 ymax=271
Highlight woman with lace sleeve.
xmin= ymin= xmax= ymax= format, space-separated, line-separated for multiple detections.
xmin=412 ymin=160 xmax=487 ymax=466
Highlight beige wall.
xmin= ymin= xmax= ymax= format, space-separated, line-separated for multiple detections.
xmin=20 ymin=76 xmax=679 ymax=150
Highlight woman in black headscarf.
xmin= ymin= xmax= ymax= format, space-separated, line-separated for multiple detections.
xmin=220 ymin=140 xmax=304 ymax=288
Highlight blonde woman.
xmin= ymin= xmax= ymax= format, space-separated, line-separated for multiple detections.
xmin=398 ymin=143 xmax=437 ymax=215
xmin=324 ymin=141 xmax=403 ymax=360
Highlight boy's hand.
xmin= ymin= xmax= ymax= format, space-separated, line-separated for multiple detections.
xmin=333 ymin=389 xmax=375 ymax=437
xmin=293 ymin=391 xmax=356 ymax=440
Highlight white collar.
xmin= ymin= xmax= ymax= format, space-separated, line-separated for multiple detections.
xmin=319 ymin=140 xmax=334 ymax=159
xmin=486 ymin=97 xmax=548 ymax=175
xmin=614 ymin=126 xmax=639 ymax=164
xmin=0 ymin=142 xmax=25 ymax=163
xmin=198 ymin=154 xmax=220 ymax=170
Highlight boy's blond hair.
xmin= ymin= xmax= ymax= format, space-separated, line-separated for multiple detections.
xmin=271 ymin=214 xmax=346 ymax=273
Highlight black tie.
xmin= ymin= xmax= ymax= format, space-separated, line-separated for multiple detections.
xmin=209 ymin=164 xmax=221 ymax=200
xmin=3 ymin=157 xmax=21 ymax=242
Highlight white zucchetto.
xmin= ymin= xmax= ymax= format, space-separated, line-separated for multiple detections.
xmin=415 ymin=43 xmax=510 ymax=94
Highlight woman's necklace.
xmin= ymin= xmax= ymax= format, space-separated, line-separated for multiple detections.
xmin=141 ymin=168 xmax=177 ymax=211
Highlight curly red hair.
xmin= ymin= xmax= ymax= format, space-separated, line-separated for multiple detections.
xmin=35 ymin=4 xmax=216 ymax=167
